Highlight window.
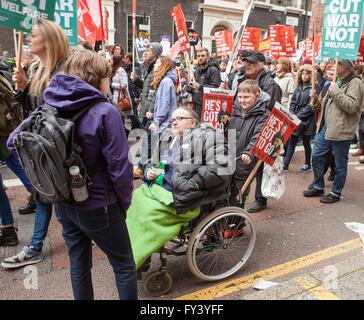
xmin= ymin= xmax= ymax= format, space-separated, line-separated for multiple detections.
xmin=127 ymin=15 xmax=150 ymax=53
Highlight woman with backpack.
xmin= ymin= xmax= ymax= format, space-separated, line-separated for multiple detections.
xmin=8 ymin=49 xmax=137 ymax=300
xmin=3 ymin=20 xmax=70 ymax=269
xmin=283 ymin=64 xmax=320 ymax=173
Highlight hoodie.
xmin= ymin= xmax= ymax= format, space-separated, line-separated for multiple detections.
xmin=7 ymin=74 xmax=134 ymax=212
xmin=153 ymin=70 xmax=178 ymax=133
xmin=228 ymin=90 xmax=270 ymax=183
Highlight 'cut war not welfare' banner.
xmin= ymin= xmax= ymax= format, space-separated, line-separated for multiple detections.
xmin=0 ymin=0 xmax=56 ymax=31
xmin=322 ymin=0 xmax=364 ymax=60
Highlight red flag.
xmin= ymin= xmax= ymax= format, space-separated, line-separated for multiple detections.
xmin=356 ymin=35 xmax=364 ymax=66
xmin=170 ymin=4 xmax=190 ymax=53
xmin=78 ymin=0 xmax=104 ymax=47
xmin=239 ymin=28 xmax=261 ymax=51
xmin=214 ymin=30 xmax=233 ymax=57
xmin=285 ymin=26 xmax=296 ymax=58
xmin=167 ymin=40 xmax=181 ymax=60
xmin=269 ymin=25 xmax=287 ymax=60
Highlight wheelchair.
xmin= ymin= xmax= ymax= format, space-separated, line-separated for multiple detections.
xmin=138 ymin=199 xmax=257 ymax=297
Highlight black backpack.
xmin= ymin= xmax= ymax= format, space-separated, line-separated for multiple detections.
xmin=0 ymin=74 xmax=23 ymax=136
xmin=13 ymin=99 xmax=106 ymax=205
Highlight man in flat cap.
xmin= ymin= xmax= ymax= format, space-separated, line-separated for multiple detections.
xmin=303 ymin=59 xmax=364 ymax=203
xmin=224 ymin=50 xmax=282 ymax=213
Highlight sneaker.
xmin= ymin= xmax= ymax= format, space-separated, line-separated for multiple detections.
xmin=283 ymin=165 xmax=289 ymax=172
xmin=303 ymin=187 xmax=324 ymax=197
xmin=0 ymin=161 xmax=7 ymax=168
xmin=320 ymin=192 xmax=341 ymax=204
xmin=1 ymin=246 xmax=44 ymax=269
xmin=0 ymin=226 xmax=19 ymax=246
xmin=299 ymin=164 xmax=312 ymax=173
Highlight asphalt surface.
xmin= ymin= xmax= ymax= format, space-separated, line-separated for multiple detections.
xmin=1 ymin=144 xmax=364 ymax=302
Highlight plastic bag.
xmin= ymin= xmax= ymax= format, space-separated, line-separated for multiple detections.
xmin=262 ymin=156 xmax=285 ymax=200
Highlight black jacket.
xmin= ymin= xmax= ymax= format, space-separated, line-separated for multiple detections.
xmin=228 ymin=90 xmax=270 ymax=185
xmin=146 ymin=125 xmax=233 ymax=214
xmin=125 ymin=62 xmax=142 ymax=100
xmin=233 ymin=70 xmax=282 ymax=111
xmin=190 ymin=60 xmax=221 ymax=108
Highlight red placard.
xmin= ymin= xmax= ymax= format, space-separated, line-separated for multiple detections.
xmin=202 ymin=88 xmax=234 ymax=134
xmin=285 ymin=26 xmax=296 ymax=58
xmin=304 ymin=35 xmax=321 ymax=60
xmin=251 ymin=103 xmax=300 ymax=166
xmin=269 ymin=25 xmax=287 ymax=59
xmin=170 ymin=4 xmax=190 ymax=53
xmin=239 ymin=27 xmax=261 ymax=51
xmin=214 ymin=30 xmax=233 ymax=57
xmin=259 ymin=37 xmax=271 ymax=58
xmin=356 ymin=35 xmax=364 ymax=66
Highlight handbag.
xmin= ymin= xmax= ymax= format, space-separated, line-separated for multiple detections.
xmin=117 ymin=84 xmax=132 ymax=111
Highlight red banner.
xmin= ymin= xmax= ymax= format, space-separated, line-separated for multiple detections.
xmin=170 ymin=4 xmax=190 ymax=53
xmin=251 ymin=103 xmax=300 ymax=166
xmin=259 ymin=37 xmax=271 ymax=58
xmin=78 ymin=0 xmax=104 ymax=47
xmin=214 ymin=30 xmax=233 ymax=57
xmin=304 ymin=35 xmax=321 ymax=60
xmin=285 ymin=26 xmax=296 ymax=58
xmin=239 ymin=28 xmax=261 ymax=51
xmin=269 ymin=25 xmax=287 ymax=60
xmin=202 ymin=88 xmax=234 ymax=134
xmin=356 ymin=35 xmax=364 ymax=66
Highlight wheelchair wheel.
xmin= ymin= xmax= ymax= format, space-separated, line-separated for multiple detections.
xmin=143 ymin=271 xmax=173 ymax=297
xmin=186 ymin=206 xmax=256 ymax=281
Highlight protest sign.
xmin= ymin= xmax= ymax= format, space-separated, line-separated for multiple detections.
xmin=170 ymin=4 xmax=190 ymax=53
xmin=0 ymin=0 xmax=56 ymax=31
xmin=285 ymin=26 xmax=296 ymax=58
xmin=202 ymin=88 xmax=234 ymax=134
xmin=214 ymin=30 xmax=233 ymax=57
xmin=259 ymin=37 xmax=271 ymax=58
xmin=356 ymin=35 xmax=364 ymax=66
xmin=160 ymin=35 xmax=171 ymax=56
xmin=54 ymin=0 xmax=77 ymax=46
xmin=134 ymin=36 xmax=150 ymax=60
xmin=239 ymin=27 xmax=261 ymax=51
xmin=251 ymin=102 xmax=300 ymax=166
xmin=269 ymin=25 xmax=287 ymax=59
xmin=322 ymin=0 xmax=364 ymax=60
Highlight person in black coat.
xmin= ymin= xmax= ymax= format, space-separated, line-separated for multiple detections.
xmin=186 ymin=48 xmax=221 ymax=120
xmin=228 ymin=80 xmax=270 ymax=208
xmin=283 ymin=64 xmax=320 ymax=172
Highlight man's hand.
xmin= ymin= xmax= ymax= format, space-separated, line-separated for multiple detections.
xmin=149 ymin=123 xmax=157 ymax=131
xmin=146 ymin=111 xmax=154 ymax=119
xmin=329 ymin=82 xmax=339 ymax=92
xmin=241 ymin=154 xmax=251 ymax=164
xmin=130 ymin=71 xmax=138 ymax=81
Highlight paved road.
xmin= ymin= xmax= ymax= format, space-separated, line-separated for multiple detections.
xmin=1 ymin=145 xmax=364 ymax=301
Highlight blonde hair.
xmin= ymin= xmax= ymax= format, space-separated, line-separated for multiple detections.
xmin=238 ymin=79 xmax=260 ymax=95
xmin=29 ymin=20 xmax=70 ymax=96
xmin=63 ymin=50 xmax=111 ymax=90
xmin=152 ymin=56 xmax=174 ymax=89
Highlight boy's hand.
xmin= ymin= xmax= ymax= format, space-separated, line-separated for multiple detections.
xmin=241 ymin=154 xmax=251 ymax=164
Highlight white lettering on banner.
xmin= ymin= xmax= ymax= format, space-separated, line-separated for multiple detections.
xmin=1 ymin=0 xmax=48 ymax=18
xmin=21 ymin=0 xmax=47 ymax=10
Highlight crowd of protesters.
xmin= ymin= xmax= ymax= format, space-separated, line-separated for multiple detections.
xmin=0 ymin=19 xmax=364 ymax=300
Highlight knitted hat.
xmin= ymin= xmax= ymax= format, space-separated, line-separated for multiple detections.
xmin=146 ymin=42 xmax=163 ymax=57
xmin=338 ymin=59 xmax=354 ymax=71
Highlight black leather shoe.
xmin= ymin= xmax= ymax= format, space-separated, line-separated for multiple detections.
xmin=303 ymin=188 xmax=324 ymax=197
xmin=0 ymin=226 xmax=19 ymax=246
xmin=247 ymin=201 xmax=267 ymax=213
xmin=18 ymin=199 xmax=36 ymax=215
xmin=320 ymin=193 xmax=340 ymax=204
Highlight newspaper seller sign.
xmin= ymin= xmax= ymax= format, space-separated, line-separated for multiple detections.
xmin=202 ymin=88 xmax=234 ymax=134
xmin=251 ymin=102 xmax=300 ymax=166
xmin=0 ymin=0 xmax=56 ymax=31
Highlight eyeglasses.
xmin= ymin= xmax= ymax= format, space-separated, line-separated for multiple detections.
xmin=169 ymin=116 xmax=193 ymax=124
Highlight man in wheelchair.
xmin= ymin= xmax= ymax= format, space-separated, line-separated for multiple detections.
xmin=126 ymin=106 xmax=233 ymax=271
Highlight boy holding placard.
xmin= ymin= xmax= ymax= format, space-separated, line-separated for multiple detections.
xmin=228 ymin=79 xmax=270 ymax=208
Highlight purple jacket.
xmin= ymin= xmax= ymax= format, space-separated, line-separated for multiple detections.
xmin=7 ymin=74 xmax=134 ymax=212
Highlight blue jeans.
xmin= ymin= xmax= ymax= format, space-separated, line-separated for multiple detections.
xmin=284 ymin=135 xmax=312 ymax=168
xmin=54 ymin=202 xmax=137 ymax=300
xmin=29 ymin=201 xmax=52 ymax=250
xmin=0 ymin=170 xmax=13 ymax=226
xmin=311 ymin=128 xmax=351 ymax=196
xmin=5 ymin=154 xmax=32 ymax=193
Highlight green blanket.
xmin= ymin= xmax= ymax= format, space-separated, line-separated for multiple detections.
xmin=126 ymin=183 xmax=200 ymax=270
